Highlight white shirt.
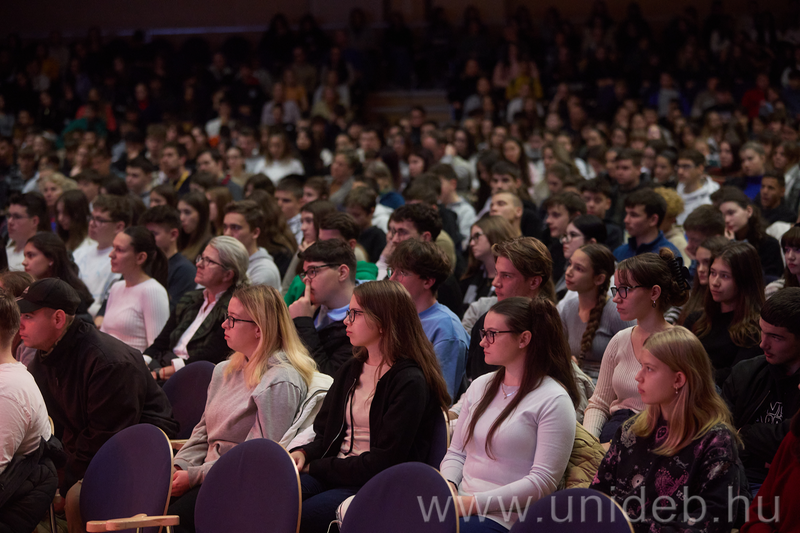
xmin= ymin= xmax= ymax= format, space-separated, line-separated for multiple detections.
xmin=0 ymin=362 xmax=52 ymax=474
xmin=173 ymin=289 xmax=226 ymax=362
xmin=287 ymin=213 xmax=303 ymax=246
xmin=73 ymin=240 xmax=118 ymax=317
xmin=6 ymin=242 xmax=25 ymax=271
xmin=262 ymin=159 xmax=305 ymax=184
xmin=100 ymin=278 xmax=170 ymax=353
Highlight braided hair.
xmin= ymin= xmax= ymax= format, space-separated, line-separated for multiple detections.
xmin=576 ymin=244 xmax=616 ymax=366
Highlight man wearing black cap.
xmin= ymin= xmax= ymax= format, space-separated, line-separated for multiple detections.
xmin=19 ymin=278 xmax=178 ymax=496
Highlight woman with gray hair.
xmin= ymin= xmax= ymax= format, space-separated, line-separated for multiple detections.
xmin=144 ymin=235 xmax=251 ymax=382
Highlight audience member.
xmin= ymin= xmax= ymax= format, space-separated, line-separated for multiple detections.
xmin=584 ymin=249 xmax=690 ymax=443
xmin=6 ymin=192 xmax=48 ymax=271
xmin=675 ymin=235 xmax=730 ymax=325
xmin=554 ymin=213 xmax=607 ymax=300
xmin=442 ymin=297 xmax=579 ymax=532
xmin=591 ymin=327 xmax=749 ymax=531
xmin=580 ymin=178 xmax=624 ymax=249
xmin=168 ymin=284 xmax=316 ymax=532
xmin=55 ymin=189 xmax=91 ymax=252
xmin=177 ymin=190 xmax=213 ymax=263
xmin=139 ymin=205 xmax=197 ymax=311
xmin=388 ymin=239 xmax=469 ymax=399
xmin=276 ymin=177 xmax=304 ymax=245
xmin=722 ymin=288 xmax=800 ymax=496
xmin=614 ymin=188 xmax=681 ymax=260
xmin=543 ymin=192 xmax=587 ymax=282
xmin=145 ymin=236 xmax=250 ymax=380
xmin=344 ymin=186 xmax=386 ymax=263
xmin=758 ymin=173 xmax=797 ymax=226
xmin=223 ymin=200 xmax=281 ymax=289
xmin=675 ymin=149 xmax=720 ymax=225
xmin=684 ymin=242 xmax=765 ymax=386
xmin=100 ymin=226 xmax=170 ymax=354
xmin=290 ymin=280 xmax=450 ymax=533
xmin=460 ymin=216 xmax=516 ymax=313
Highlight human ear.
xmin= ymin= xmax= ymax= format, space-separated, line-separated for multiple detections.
xmin=674 ymin=371 xmax=686 ymax=390
xmin=594 ymin=273 xmax=607 ymax=287
xmin=649 ymin=284 xmax=663 ymax=302
xmin=518 ymin=330 xmax=532 ymax=348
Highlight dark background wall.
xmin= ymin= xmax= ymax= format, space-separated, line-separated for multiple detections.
xmin=2 ymin=0 xmax=794 ymax=38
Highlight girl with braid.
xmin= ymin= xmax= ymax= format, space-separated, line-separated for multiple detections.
xmin=560 ymin=244 xmax=635 ymax=381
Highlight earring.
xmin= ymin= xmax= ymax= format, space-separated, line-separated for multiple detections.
xmin=674 ymin=387 xmax=679 ymax=395
xmin=652 ymin=300 xmax=657 ymax=308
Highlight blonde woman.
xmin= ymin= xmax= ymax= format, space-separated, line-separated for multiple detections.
xmin=168 ymin=284 xmax=317 ymax=533
xmin=39 ymin=172 xmax=79 ymax=232
xmin=591 ymin=327 xmax=749 ymax=532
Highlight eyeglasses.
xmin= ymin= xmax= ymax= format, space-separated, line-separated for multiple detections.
xmin=300 ymin=264 xmax=337 ymax=280
xmin=386 ymin=267 xmax=410 ymax=279
xmin=479 ymin=329 xmax=516 ymax=344
xmin=610 ymin=285 xmax=647 ymax=299
xmin=89 ymin=216 xmax=113 ymax=224
xmin=196 ymin=255 xmax=226 ymax=269
xmin=7 ymin=213 xmax=31 ymax=221
xmin=344 ymin=309 xmax=364 ymax=323
xmin=469 ymin=232 xmax=485 ymax=243
xmin=222 ymin=313 xmax=256 ymax=328
xmin=559 ymin=232 xmax=584 ymax=244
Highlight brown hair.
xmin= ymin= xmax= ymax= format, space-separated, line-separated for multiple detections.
xmin=492 ymin=237 xmax=555 ymax=302
xmin=692 ymin=242 xmax=764 ymax=347
xmin=463 ymin=297 xmax=580 ymax=458
xmin=616 ymin=248 xmax=691 ymax=313
xmin=462 ymin=215 xmax=517 ymax=281
xmin=246 ymin=190 xmax=298 ymax=255
xmin=0 ymin=289 xmax=20 ymax=347
xmin=780 ymin=226 xmax=800 ymax=289
xmin=388 ymin=239 xmax=452 ymax=295
xmin=574 ymin=244 xmax=615 ymax=364
xmin=352 ymin=280 xmax=451 ymax=409
xmin=677 ymin=236 xmax=730 ymax=325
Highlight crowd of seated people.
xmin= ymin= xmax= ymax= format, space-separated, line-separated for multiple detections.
xmin=3 ymin=1 xmax=800 ymax=531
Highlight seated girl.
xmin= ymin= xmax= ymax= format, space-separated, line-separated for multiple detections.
xmin=583 ymin=248 xmax=690 ymax=444
xmin=460 ymin=215 xmax=517 ymax=314
xmin=560 ymin=243 xmax=635 ymax=380
xmin=765 ymin=226 xmax=800 ymax=298
xmin=684 ymin=242 xmax=764 ymax=386
xmin=290 ymin=280 xmax=450 ymax=533
xmin=169 ymin=285 xmax=316 ymax=533
xmin=675 ymin=235 xmax=730 ymax=325
xmin=591 ymin=327 xmax=749 ymax=532
xmin=441 ymin=297 xmax=580 ymax=532
xmin=554 ymin=214 xmax=607 ymax=301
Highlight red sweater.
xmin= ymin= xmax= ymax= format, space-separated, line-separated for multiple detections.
xmin=741 ymin=431 xmax=800 ymax=532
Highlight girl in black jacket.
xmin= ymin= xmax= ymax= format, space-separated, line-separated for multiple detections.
xmin=291 ymin=280 xmax=450 ymax=533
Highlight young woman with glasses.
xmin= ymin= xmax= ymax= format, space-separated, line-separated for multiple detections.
xmin=169 ymin=284 xmax=317 ymax=532
xmin=290 ymin=280 xmax=450 ymax=533
xmin=555 ymin=214 xmax=607 ymax=301
xmin=459 ymin=215 xmax=517 ymax=313
xmin=583 ymin=248 xmax=690 ymax=445
xmin=440 ymin=297 xmax=580 ymax=532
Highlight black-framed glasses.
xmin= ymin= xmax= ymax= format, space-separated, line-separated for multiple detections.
xmin=222 ymin=313 xmax=256 ymax=328
xmin=300 ymin=264 xmax=338 ymax=280
xmin=610 ymin=285 xmax=647 ymax=299
xmin=196 ymin=255 xmax=226 ymax=269
xmin=469 ymin=232 xmax=485 ymax=243
xmin=479 ymin=329 xmax=516 ymax=344
xmin=559 ymin=231 xmax=584 ymax=244
xmin=344 ymin=309 xmax=365 ymax=323
xmin=88 ymin=216 xmax=113 ymax=224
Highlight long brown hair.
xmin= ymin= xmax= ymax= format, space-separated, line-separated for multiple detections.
xmin=780 ymin=226 xmax=800 ymax=289
xmin=464 ymin=297 xmax=580 ymax=458
xmin=56 ymin=190 xmax=90 ymax=251
xmin=177 ymin=190 xmax=212 ymax=263
xmin=462 ymin=215 xmax=516 ymax=281
xmin=677 ymin=235 xmax=730 ymax=325
xmin=693 ymin=242 xmax=763 ymax=347
xmin=352 ymin=280 xmax=450 ymax=410
xmin=574 ymin=244 xmax=615 ymax=364
xmin=631 ymin=327 xmax=740 ymax=456
xmin=247 ymin=189 xmax=298 ymax=254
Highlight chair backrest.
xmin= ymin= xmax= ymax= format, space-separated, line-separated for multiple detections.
xmin=162 ymin=361 xmax=215 ymax=439
xmin=509 ymin=488 xmax=633 ymax=533
xmin=80 ymin=424 xmax=173 ymax=533
xmin=340 ymin=462 xmax=457 ymax=533
xmin=194 ymin=438 xmax=300 ymax=533
xmin=425 ymin=410 xmax=450 ymax=468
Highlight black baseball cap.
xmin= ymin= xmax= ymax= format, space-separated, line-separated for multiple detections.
xmin=16 ymin=278 xmax=81 ymax=315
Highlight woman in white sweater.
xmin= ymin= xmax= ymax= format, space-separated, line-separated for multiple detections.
xmin=168 ymin=284 xmax=317 ymax=533
xmin=441 ymin=297 xmax=580 ymax=532
xmin=583 ymin=248 xmax=690 ymax=445
xmin=100 ymin=226 xmax=170 ymax=354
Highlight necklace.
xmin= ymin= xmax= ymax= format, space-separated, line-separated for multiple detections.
xmin=501 ymin=383 xmax=518 ymax=400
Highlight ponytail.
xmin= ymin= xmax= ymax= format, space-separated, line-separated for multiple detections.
xmin=123 ymin=226 xmax=169 ymax=289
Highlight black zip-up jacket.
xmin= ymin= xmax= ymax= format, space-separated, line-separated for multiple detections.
xmin=721 ymin=355 xmax=800 ymax=484
xmin=144 ymin=287 xmax=234 ymax=370
xmin=293 ymin=315 xmax=353 ymax=377
xmin=28 ymin=320 xmax=178 ymax=493
xmin=295 ymin=357 xmax=441 ymax=488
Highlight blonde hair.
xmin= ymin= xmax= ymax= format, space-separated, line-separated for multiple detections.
xmin=630 ymin=327 xmax=739 ymax=456
xmin=653 ymin=187 xmax=685 ymax=220
xmin=224 ymin=285 xmax=316 ymax=388
xmin=39 ymin=172 xmax=79 ymax=193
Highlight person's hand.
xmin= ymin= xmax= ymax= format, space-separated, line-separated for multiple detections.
xmin=290 ymin=450 xmax=309 ymax=473
xmin=724 ymin=228 xmax=736 ymax=241
xmin=171 ymin=470 xmax=190 ymax=497
xmin=289 ymin=283 xmax=317 ymax=319
xmin=380 ymin=240 xmax=396 ymax=269
xmin=455 ymin=495 xmax=475 ymax=517
xmin=52 ymin=490 xmax=65 ymax=513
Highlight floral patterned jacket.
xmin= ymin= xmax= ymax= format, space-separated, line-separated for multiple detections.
xmin=590 ymin=417 xmax=750 ymax=532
